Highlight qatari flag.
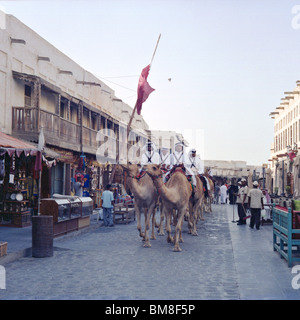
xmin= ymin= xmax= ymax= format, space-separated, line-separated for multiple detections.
xmin=136 ymin=64 xmax=155 ymax=115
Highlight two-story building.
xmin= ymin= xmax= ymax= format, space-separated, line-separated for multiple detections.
xmin=0 ymin=10 xmax=150 ymax=200
xmin=269 ymin=80 xmax=300 ymax=197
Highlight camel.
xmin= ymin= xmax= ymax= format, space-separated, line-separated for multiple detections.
xmin=121 ymin=163 xmax=158 ymax=248
xmin=203 ymin=169 xmax=215 ymax=213
xmin=146 ymin=164 xmax=192 ymax=252
xmin=188 ymin=175 xmax=205 ymax=235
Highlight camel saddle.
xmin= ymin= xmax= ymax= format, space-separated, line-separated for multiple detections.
xmin=165 ymin=164 xmax=191 ymax=183
xmin=198 ymin=174 xmax=209 ymax=198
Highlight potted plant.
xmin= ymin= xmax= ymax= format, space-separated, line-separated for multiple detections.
xmin=285 ymin=185 xmax=291 ymax=195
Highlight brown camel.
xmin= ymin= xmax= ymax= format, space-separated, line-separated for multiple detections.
xmin=188 ymin=175 xmax=205 ymax=235
xmin=203 ymin=169 xmax=214 ymax=213
xmin=121 ymin=163 xmax=158 ymax=247
xmin=146 ymin=164 xmax=192 ymax=252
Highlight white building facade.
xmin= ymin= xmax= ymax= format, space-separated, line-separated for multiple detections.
xmin=269 ymin=80 xmax=300 ymax=197
xmin=0 ymin=10 xmax=151 ymax=195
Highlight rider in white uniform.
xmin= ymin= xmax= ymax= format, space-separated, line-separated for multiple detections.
xmin=159 ymin=147 xmax=172 ymax=182
xmin=172 ymin=142 xmax=196 ymax=186
xmin=141 ymin=142 xmax=160 ymax=166
xmin=187 ymin=148 xmax=209 ymax=191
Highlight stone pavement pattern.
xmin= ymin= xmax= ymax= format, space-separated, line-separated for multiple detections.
xmin=0 ymin=204 xmax=300 ymax=300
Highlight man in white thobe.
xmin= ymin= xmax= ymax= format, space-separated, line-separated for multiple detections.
xmin=141 ymin=142 xmax=160 ymax=167
xmin=171 ymin=142 xmax=196 ymax=186
xmin=220 ymin=184 xmax=228 ymax=204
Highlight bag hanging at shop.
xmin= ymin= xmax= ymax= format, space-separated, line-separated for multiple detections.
xmin=0 ymin=157 xmax=4 ymax=184
xmin=9 ymin=151 xmax=15 ymax=184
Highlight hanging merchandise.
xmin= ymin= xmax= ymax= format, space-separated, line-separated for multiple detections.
xmin=78 ymin=152 xmax=86 ymax=172
xmin=42 ymin=155 xmax=56 ymax=168
xmin=9 ymin=151 xmax=15 ymax=184
xmin=83 ymin=173 xmax=90 ymax=188
xmin=0 ymin=156 xmax=5 ymax=184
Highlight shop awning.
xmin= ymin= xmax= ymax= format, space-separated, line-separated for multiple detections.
xmin=0 ymin=131 xmax=38 ymax=155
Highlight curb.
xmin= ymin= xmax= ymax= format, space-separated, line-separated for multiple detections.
xmin=0 ymin=221 xmax=104 ymax=266
xmin=0 ymin=247 xmax=32 ymax=266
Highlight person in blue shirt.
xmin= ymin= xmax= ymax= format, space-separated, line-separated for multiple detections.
xmin=101 ymin=184 xmax=114 ymax=227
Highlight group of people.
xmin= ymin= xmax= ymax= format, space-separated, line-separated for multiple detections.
xmin=214 ymin=179 xmax=270 ymax=230
xmin=236 ymin=179 xmax=269 ymax=230
xmin=101 ymin=140 xmax=207 ymax=228
xmin=141 ymin=141 xmax=206 ymax=188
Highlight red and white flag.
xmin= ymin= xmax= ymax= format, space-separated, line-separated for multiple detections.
xmin=136 ymin=64 xmax=155 ymax=115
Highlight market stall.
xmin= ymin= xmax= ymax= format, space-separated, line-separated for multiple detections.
xmin=0 ymin=132 xmax=39 ymax=227
xmin=40 ymin=194 xmax=93 ymax=237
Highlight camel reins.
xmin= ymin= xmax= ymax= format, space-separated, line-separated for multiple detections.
xmin=127 ymin=171 xmax=147 ymax=181
xmin=146 ymin=171 xmax=164 ymax=191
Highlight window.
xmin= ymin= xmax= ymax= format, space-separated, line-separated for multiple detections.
xmin=24 ymin=85 xmax=31 ymax=107
xmin=91 ymin=113 xmax=98 ymax=130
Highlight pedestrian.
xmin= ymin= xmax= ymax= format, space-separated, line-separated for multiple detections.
xmin=236 ymin=181 xmax=246 ymax=225
xmin=74 ymin=175 xmax=84 ymax=197
xmin=241 ymin=178 xmax=249 ymax=219
xmin=228 ymin=181 xmax=238 ymax=205
xmin=220 ymin=183 xmax=227 ymax=204
xmin=214 ymin=183 xmax=220 ymax=204
xmin=101 ymin=184 xmax=114 ymax=227
xmin=248 ymin=181 xmax=264 ymax=230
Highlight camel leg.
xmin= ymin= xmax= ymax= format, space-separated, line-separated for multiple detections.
xmin=199 ymin=196 xmax=205 ymax=220
xmin=150 ymin=205 xmax=157 ymax=240
xmin=165 ymin=208 xmax=173 ymax=244
xmin=155 ymin=202 xmax=160 ymax=228
xmin=136 ymin=206 xmax=144 ymax=239
xmin=207 ymin=192 xmax=212 ymax=213
xmin=172 ymin=209 xmax=177 ymax=226
xmin=173 ymin=209 xmax=185 ymax=252
xmin=188 ymin=201 xmax=193 ymax=234
xmin=158 ymin=202 xmax=165 ymax=236
xmin=191 ymin=203 xmax=199 ymax=236
xmin=143 ymin=208 xmax=151 ymax=247
xmin=179 ymin=219 xmax=184 ymax=243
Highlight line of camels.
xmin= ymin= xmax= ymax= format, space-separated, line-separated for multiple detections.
xmin=115 ymin=163 xmax=214 ymax=252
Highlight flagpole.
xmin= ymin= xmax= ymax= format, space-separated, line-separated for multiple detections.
xmin=150 ymin=33 xmax=161 ymax=67
xmin=127 ymin=102 xmax=138 ymax=135
xmin=108 ymin=34 xmax=161 ymax=184
xmin=127 ymin=33 xmax=161 ymax=134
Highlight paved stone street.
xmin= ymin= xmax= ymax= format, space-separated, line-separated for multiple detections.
xmin=1 ymin=204 xmax=300 ymax=300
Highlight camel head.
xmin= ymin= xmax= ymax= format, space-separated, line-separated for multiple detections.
xmin=121 ymin=162 xmax=141 ymax=177
xmin=145 ymin=164 xmax=163 ymax=179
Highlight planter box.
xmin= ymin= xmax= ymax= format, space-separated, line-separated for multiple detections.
xmin=0 ymin=242 xmax=7 ymax=257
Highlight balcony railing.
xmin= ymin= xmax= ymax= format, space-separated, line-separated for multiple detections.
xmin=12 ymin=107 xmax=81 ymax=151
xmin=11 ymin=107 xmax=142 ymax=162
xmin=12 ymin=107 xmax=37 ymax=133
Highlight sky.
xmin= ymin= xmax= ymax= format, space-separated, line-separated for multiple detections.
xmin=1 ymin=0 xmax=300 ymax=166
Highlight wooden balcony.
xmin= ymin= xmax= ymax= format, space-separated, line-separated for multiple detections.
xmin=12 ymin=107 xmax=38 ymax=141
xmin=12 ymin=107 xmax=82 ymax=152
xmin=12 ymin=106 xmax=145 ymax=163
xmin=41 ymin=109 xmax=81 ymax=152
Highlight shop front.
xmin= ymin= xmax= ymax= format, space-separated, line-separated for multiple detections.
xmin=0 ymin=132 xmax=39 ymax=227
